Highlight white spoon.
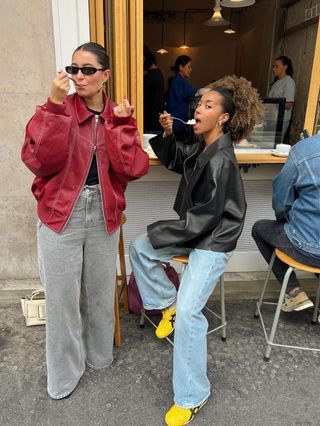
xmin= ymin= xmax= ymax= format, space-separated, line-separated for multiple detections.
xmin=159 ymin=113 xmax=195 ymax=125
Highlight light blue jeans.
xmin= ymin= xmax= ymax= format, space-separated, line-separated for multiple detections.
xmin=129 ymin=234 xmax=233 ymax=408
xmin=38 ymin=185 xmax=119 ymax=399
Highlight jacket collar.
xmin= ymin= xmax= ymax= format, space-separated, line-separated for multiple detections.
xmin=197 ymin=133 xmax=233 ymax=168
xmin=72 ymin=93 xmax=115 ymax=124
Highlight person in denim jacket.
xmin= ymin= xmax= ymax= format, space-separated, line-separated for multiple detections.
xmin=252 ymin=134 xmax=320 ymax=311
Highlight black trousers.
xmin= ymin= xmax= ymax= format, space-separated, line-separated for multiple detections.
xmin=252 ymin=220 xmax=320 ymax=291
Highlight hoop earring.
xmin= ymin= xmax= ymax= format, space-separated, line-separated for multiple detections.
xmin=217 ymin=121 xmax=223 ymax=129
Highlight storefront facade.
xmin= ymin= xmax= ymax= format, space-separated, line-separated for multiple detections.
xmin=1 ymin=0 xmax=320 ymax=294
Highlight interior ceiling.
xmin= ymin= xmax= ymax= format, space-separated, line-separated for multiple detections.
xmin=143 ymin=0 xmax=261 ymax=12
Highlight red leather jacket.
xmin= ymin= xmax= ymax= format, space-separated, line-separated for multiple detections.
xmin=21 ymin=93 xmax=149 ymax=234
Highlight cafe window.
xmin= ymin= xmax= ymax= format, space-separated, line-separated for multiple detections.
xmin=89 ymin=1 xmax=320 ymax=144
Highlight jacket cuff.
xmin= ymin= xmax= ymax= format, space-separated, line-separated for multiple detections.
xmin=113 ymin=115 xmax=133 ymax=126
xmin=45 ymin=98 xmax=68 ymax=114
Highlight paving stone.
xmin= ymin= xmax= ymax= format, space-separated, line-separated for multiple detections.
xmin=0 ymin=301 xmax=319 ymax=426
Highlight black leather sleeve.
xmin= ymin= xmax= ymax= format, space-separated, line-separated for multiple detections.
xmin=149 ymin=134 xmax=197 ymax=175
xmin=147 ymin=176 xmax=226 ymax=248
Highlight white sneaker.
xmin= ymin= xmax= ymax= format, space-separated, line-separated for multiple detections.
xmin=282 ymin=290 xmax=314 ymax=312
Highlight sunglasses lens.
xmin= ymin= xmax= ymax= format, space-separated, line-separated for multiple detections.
xmin=65 ymin=66 xmax=103 ymax=75
xmin=65 ymin=66 xmax=78 ymax=74
xmin=81 ymin=67 xmax=97 ymax=75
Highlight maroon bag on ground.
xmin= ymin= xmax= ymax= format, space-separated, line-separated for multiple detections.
xmin=128 ymin=262 xmax=180 ymax=315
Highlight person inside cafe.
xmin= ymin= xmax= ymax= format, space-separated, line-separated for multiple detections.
xmin=268 ymin=55 xmax=295 ymax=142
xmin=143 ymin=46 xmax=165 ymax=133
xmin=166 ymin=55 xmax=197 ymax=140
xmin=130 ymin=75 xmax=262 ymax=426
xmin=252 ymin=133 xmax=320 ymax=312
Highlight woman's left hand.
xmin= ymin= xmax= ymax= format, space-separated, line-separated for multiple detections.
xmin=114 ymin=97 xmax=134 ymax=117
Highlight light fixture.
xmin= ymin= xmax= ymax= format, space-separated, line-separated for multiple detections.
xmin=157 ymin=0 xmax=168 ymax=54
xmin=221 ymin=0 xmax=255 ymax=7
xmin=179 ymin=11 xmax=189 ymax=49
xmin=224 ymin=26 xmax=236 ymax=34
xmin=204 ymin=0 xmax=230 ymax=27
xmin=224 ymin=11 xmax=236 ymax=34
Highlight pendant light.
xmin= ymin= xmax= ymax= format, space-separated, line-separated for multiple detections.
xmin=179 ymin=11 xmax=189 ymax=49
xmin=157 ymin=0 xmax=168 ymax=54
xmin=224 ymin=11 xmax=236 ymax=34
xmin=221 ymin=0 xmax=255 ymax=7
xmin=204 ymin=0 xmax=230 ymax=27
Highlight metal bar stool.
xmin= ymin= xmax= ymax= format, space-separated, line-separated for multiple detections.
xmin=114 ymin=213 xmax=129 ymax=347
xmin=140 ymin=254 xmax=227 ymax=346
xmin=254 ymin=248 xmax=320 ymax=361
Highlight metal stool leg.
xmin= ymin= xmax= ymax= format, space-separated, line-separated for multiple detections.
xmin=140 ymin=261 xmax=226 ymax=344
xmin=254 ymin=252 xmax=276 ymax=318
xmin=312 ymin=275 xmax=320 ymax=324
xmin=264 ymin=267 xmax=293 ymax=361
xmin=140 ymin=309 xmax=146 ymax=328
xmin=220 ymin=275 xmax=227 ymax=341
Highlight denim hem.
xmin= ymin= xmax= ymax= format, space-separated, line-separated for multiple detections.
xmin=174 ymin=391 xmax=210 ymax=409
xmin=48 ymin=372 xmax=84 ymax=399
xmin=143 ymin=297 xmax=177 ymax=311
xmin=86 ymin=358 xmax=113 ymax=370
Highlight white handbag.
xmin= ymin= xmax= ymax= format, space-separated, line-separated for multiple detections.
xmin=20 ymin=289 xmax=46 ymax=326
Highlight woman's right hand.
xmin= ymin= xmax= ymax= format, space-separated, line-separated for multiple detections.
xmin=159 ymin=111 xmax=173 ymax=137
xmin=50 ymin=70 xmax=70 ymax=104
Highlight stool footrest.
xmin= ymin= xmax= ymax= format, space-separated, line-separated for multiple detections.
xmin=140 ymin=304 xmax=226 ymax=346
xmin=256 ymin=302 xmax=320 ymax=353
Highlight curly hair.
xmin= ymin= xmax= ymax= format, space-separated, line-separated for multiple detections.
xmin=209 ymin=75 xmax=263 ymax=143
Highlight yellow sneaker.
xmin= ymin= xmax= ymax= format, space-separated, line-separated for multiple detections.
xmin=165 ymin=399 xmax=208 ymax=426
xmin=155 ymin=307 xmax=176 ymax=339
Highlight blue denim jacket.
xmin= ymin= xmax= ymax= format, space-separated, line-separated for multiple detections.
xmin=272 ymin=134 xmax=320 ymax=256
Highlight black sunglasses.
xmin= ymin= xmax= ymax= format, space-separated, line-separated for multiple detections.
xmin=65 ymin=66 xmax=105 ymax=75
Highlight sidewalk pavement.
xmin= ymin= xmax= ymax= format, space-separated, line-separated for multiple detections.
xmin=1 ymin=298 xmax=319 ymax=426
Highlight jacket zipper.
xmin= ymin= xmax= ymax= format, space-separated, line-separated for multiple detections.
xmin=60 ymin=115 xmax=98 ymax=233
xmin=94 ymin=114 xmax=109 ymax=228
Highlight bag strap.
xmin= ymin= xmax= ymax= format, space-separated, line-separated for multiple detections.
xmin=30 ymin=290 xmax=45 ymax=300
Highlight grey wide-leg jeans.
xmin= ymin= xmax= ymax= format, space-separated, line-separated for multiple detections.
xmin=37 ymin=185 xmax=119 ymax=399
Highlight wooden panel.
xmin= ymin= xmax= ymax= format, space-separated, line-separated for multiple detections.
xmin=128 ymin=0 xmax=144 ymax=136
xmin=89 ymin=0 xmax=105 ymax=46
xmin=304 ymin=18 xmax=320 ymax=135
xmin=89 ymin=0 xmax=144 ymax=144
xmin=112 ymin=0 xmax=128 ymax=104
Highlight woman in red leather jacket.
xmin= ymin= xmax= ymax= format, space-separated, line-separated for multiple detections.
xmin=21 ymin=42 xmax=148 ymax=399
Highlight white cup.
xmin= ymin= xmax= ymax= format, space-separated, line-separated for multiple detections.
xmin=275 ymin=143 xmax=291 ymax=154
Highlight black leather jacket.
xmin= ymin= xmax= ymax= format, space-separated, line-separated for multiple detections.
xmin=147 ymin=133 xmax=246 ymax=252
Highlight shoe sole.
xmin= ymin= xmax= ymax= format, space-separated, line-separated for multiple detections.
xmin=186 ymin=398 xmax=209 ymax=425
xmin=165 ymin=398 xmax=209 ymax=426
xmin=282 ymin=300 xmax=314 ymax=312
xmin=293 ymin=300 xmax=314 ymax=312
xmin=156 ymin=326 xmax=175 ymax=339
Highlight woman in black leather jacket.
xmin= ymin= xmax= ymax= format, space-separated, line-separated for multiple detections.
xmin=130 ymin=75 xmax=262 ymax=426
